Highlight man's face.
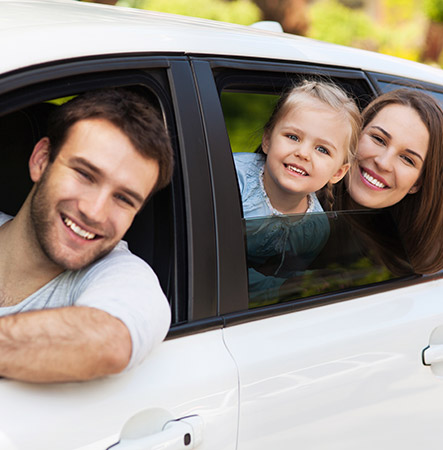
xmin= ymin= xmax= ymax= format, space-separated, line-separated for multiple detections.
xmin=29 ymin=118 xmax=159 ymax=271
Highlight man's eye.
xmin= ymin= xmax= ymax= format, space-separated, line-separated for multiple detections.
xmin=115 ymin=194 xmax=134 ymax=207
xmin=316 ymin=146 xmax=330 ymax=155
xmin=76 ymin=168 xmax=93 ymax=181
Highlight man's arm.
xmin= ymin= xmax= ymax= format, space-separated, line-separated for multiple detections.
xmin=0 ymin=306 xmax=132 ymax=383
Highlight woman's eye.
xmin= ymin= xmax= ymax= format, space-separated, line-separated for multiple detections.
xmin=371 ymin=134 xmax=386 ymax=145
xmin=400 ymin=154 xmax=415 ymax=167
xmin=316 ymin=146 xmax=330 ymax=155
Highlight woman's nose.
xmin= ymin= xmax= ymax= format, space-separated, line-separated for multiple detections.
xmin=374 ymin=148 xmax=394 ymax=172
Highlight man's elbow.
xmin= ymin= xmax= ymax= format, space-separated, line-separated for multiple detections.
xmin=103 ymin=323 xmax=132 ymax=375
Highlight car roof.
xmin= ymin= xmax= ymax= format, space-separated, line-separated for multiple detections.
xmin=1 ymin=0 xmax=442 ymax=85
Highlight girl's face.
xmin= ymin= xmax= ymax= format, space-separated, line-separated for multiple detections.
xmin=262 ymin=98 xmax=351 ymax=213
xmin=347 ymin=104 xmax=429 ymax=209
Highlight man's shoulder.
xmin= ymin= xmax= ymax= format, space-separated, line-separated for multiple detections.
xmin=0 ymin=212 xmax=12 ymax=227
xmin=83 ymin=240 xmax=152 ymax=276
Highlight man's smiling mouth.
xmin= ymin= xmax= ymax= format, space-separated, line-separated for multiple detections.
xmin=360 ymin=168 xmax=389 ymax=189
xmin=285 ymin=164 xmax=308 ymax=176
xmin=62 ymin=216 xmax=97 ymax=240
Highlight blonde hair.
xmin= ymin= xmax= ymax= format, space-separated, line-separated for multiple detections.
xmin=262 ymin=80 xmax=361 ymax=210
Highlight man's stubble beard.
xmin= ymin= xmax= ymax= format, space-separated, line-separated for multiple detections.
xmin=29 ymin=169 xmax=116 ymax=271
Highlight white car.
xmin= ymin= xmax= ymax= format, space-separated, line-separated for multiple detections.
xmin=1 ymin=1 xmax=443 ymax=449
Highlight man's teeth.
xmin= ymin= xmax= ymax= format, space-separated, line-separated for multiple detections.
xmin=362 ymin=170 xmax=386 ymax=189
xmin=287 ymin=165 xmax=307 ymax=176
xmin=63 ymin=217 xmax=96 ymax=240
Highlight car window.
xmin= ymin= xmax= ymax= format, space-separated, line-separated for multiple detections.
xmin=219 ymin=72 xmax=416 ymax=309
xmin=377 ymin=80 xmax=443 ymax=106
xmin=0 ymin=72 xmax=186 ymax=324
xmin=245 ymin=209 xmax=415 ymax=308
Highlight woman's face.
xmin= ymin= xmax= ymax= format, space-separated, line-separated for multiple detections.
xmin=347 ymin=104 xmax=429 ymax=208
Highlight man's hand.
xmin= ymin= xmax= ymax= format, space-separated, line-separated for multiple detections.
xmin=0 ymin=306 xmax=132 ymax=383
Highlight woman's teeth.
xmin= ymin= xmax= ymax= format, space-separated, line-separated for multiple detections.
xmin=362 ymin=170 xmax=387 ymax=189
xmin=63 ymin=217 xmax=96 ymax=240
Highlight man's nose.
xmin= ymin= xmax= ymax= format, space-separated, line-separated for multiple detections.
xmin=77 ymin=189 xmax=111 ymax=225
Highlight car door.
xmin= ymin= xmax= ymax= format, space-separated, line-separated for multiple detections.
xmin=194 ymin=58 xmax=443 ymax=449
xmin=0 ymin=57 xmax=239 ymax=450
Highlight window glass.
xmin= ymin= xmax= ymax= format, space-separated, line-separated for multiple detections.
xmin=245 ymin=209 xmax=415 ymax=309
xmin=221 ymin=77 xmax=414 ymax=309
xmin=378 ymin=81 xmax=443 ymax=106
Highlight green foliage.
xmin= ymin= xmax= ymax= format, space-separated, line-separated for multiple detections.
xmin=309 ymin=0 xmax=377 ymax=48
xmin=308 ymin=0 xmax=425 ymax=61
xmin=118 ymin=0 xmax=261 ymax=25
xmin=424 ymin=0 xmax=443 ymax=22
xmin=221 ymin=92 xmax=278 ymax=153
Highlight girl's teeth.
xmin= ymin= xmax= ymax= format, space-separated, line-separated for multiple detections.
xmin=63 ymin=217 xmax=96 ymax=240
xmin=362 ymin=170 xmax=386 ymax=189
xmin=287 ymin=165 xmax=307 ymax=176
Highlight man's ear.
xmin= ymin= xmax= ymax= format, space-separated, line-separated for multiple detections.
xmin=29 ymin=137 xmax=51 ymax=182
xmin=329 ymin=162 xmax=350 ymax=185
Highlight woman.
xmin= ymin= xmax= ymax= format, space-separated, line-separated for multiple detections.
xmin=322 ymin=88 xmax=443 ymax=274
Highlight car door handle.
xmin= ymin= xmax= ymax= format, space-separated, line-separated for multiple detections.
xmin=107 ymin=415 xmax=203 ymax=450
xmin=422 ymin=345 xmax=443 ymax=365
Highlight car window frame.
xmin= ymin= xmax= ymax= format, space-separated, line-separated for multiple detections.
xmin=191 ymin=56 xmax=441 ymax=326
xmin=0 ymin=55 xmax=221 ymax=333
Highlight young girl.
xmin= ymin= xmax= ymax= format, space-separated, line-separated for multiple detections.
xmin=234 ymin=80 xmax=361 ymax=303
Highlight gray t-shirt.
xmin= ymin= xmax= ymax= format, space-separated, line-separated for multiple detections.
xmin=0 ymin=212 xmax=171 ymax=370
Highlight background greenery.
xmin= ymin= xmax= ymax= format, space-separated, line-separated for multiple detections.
xmin=113 ymin=0 xmax=443 ymax=67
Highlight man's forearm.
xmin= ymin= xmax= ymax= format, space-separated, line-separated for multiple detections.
xmin=0 ymin=306 xmax=132 ymax=383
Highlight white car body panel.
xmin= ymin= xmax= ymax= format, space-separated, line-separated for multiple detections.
xmin=0 ymin=330 xmax=238 ymax=450
xmin=224 ymin=278 xmax=443 ymax=449
xmin=0 ymin=0 xmax=442 ymax=85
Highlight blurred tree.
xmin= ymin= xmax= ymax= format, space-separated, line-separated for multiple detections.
xmin=118 ymin=0 xmax=261 ymax=25
xmin=422 ymin=0 xmax=443 ymax=63
xmin=252 ymin=0 xmax=309 ymax=35
xmin=82 ymin=0 xmax=118 ymax=4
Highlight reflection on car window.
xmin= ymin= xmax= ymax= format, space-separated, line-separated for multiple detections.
xmin=245 ymin=210 xmax=415 ymax=308
xmin=378 ymin=81 xmax=443 ymax=106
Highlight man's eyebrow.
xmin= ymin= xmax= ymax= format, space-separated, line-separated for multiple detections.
xmin=71 ymin=156 xmax=103 ymax=175
xmin=71 ymin=157 xmax=145 ymax=206
xmin=370 ymin=126 xmax=424 ymax=162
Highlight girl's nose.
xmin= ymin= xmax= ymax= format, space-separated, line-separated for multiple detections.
xmin=294 ymin=142 xmax=311 ymax=160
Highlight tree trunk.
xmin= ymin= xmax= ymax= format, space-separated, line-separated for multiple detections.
xmin=421 ymin=21 xmax=443 ymax=63
xmin=253 ymin=0 xmax=308 ymax=35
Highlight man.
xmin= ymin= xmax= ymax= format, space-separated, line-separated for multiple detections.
xmin=0 ymin=88 xmax=174 ymax=382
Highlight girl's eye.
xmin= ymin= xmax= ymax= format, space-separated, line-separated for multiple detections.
xmin=287 ymin=134 xmax=299 ymax=142
xmin=316 ymin=146 xmax=330 ymax=156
